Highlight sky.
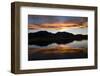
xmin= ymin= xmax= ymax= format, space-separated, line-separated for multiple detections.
xmin=28 ymin=15 xmax=88 ymax=35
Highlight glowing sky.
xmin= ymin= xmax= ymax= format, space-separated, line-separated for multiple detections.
xmin=28 ymin=15 xmax=88 ymax=34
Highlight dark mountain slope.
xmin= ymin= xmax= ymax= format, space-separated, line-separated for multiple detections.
xmin=28 ymin=31 xmax=87 ymax=46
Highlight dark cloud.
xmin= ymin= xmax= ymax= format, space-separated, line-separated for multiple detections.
xmin=28 ymin=15 xmax=88 ymax=24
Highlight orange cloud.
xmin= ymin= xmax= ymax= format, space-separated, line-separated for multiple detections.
xmin=28 ymin=22 xmax=87 ymax=30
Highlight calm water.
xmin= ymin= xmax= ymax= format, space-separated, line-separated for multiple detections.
xmin=28 ymin=40 xmax=88 ymax=61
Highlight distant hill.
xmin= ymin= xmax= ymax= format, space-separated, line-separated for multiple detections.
xmin=29 ymin=31 xmax=74 ymax=38
xmin=28 ymin=31 xmax=88 ymax=46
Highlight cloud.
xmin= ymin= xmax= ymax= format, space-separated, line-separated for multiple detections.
xmin=28 ymin=22 xmax=87 ymax=31
xmin=28 ymin=15 xmax=88 ymax=24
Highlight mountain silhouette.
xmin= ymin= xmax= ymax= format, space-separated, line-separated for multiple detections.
xmin=29 ymin=31 xmax=74 ymax=38
xmin=28 ymin=31 xmax=87 ymax=46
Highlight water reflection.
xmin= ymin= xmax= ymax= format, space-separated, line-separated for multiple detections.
xmin=28 ymin=40 xmax=88 ymax=61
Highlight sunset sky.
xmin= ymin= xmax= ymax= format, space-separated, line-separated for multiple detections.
xmin=28 ymin=15 xmax=88 ymax=34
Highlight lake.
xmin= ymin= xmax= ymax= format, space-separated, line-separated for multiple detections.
xmin=28 ymin=40 xmax=88 ymax=61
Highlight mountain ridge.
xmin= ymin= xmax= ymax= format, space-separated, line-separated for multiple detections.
xmin=28 ymin=31 xmax=88 ymax=46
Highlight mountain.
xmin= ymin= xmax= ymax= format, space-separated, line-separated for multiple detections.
xmin=29 ymin=31 xmax=74 ymax=38
xmin=28 ymin=31 xmax=87 ymax=46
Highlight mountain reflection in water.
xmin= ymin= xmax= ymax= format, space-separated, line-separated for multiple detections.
xmin=28 ymin=40 xmax=88 ymax=61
